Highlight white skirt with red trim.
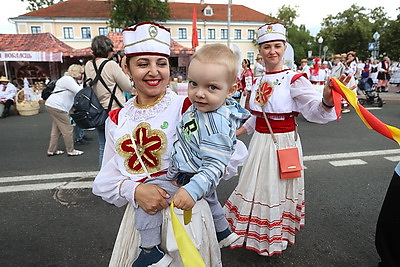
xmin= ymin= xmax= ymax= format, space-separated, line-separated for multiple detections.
xmin=224 ymin=130 xmax=305 ymax=256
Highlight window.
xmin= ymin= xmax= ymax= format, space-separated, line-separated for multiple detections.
xmin=207 ymin=29 xmax=216 ymax=39
xmin=234 ymin=29 xmax=241 ymax=40
xmin=99 ymin=27 xmax=108 ymax=36
xmin=81 ymin=27 xmax=91 ymax=39
xmin=220 ymin=29 xmax=228 ymax=39
xmin=113 ymin=27 xmax=123 ymax=33
xmin=178 ymin=28 xmax=187 ymax=39
xmin=203 ymin=5 xmax=214 ymax=16
xmin=197 ymin=29 xmax=202 ymax=40
xmin=247 ymin=52 xmax=255 ymax=65
xmin=63 ymin=27 xmax=74 ymax=39
xmin=248 ymin=29 xmax=255 ymax=40
xmin=31 ymin=26 xmax=41 ymax=34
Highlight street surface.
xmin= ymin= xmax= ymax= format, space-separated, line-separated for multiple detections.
xmin=1 ymin=88 xmax=400 ymax=266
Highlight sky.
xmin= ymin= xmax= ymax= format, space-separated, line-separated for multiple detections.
xmin=2 ymin=0 xmax=399 ymax=36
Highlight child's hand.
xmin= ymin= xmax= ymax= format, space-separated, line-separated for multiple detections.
xmin=172 ymin=188 xmax=195 ymax=210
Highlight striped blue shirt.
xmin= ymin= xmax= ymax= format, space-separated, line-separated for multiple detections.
xmin=170 ymin=98 xmax=250 ymax=201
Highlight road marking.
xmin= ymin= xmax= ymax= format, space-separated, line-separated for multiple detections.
xmin=364 ymin=107 xmax=382 ymax=110
xmin=384 ymin=156 xmax=400 ymax=162
xmin=0 ymin=171 xmax=98 ymax=184
xmin=0 ymin=181 xmax=93 ymax=193
xmin=1 ymin=149 xmax=400 ymax=193
xmin=303 ymin=149 xmax=400 ymax=161
xmin=329 ymin=159 xmax=368 ymax=167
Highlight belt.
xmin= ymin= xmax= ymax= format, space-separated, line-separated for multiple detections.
xmin=255 ymin=116 xmax=296 ymax=133
xmin=137 ymin=170 xmax=168 ymax=183
xmin=311 ymin=81 xmax=324 ymax=85
xmin=176 ymin=172 xmax=195 ymax=186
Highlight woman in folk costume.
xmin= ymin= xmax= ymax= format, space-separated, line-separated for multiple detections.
xmin=377 ymin=56 xmax=391 ymax=92
xmin=309 ymin=57 xmax=326 ymax=95
xmin=224 ymin=22 xmax=340 ymax=256
xmin=239 ymin=58 xmax=254 ymax=108
xmin=92 ymin=22 xmax=221 ymax=266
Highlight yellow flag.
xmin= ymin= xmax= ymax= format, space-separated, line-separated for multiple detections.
xmin=170 ymin=202 xmax=206 ymax=267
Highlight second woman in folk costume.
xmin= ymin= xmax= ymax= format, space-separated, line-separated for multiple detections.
xmin=224 ymin=22 xmax=340 ymax=256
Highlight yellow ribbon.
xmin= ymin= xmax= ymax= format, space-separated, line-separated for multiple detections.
xmin=170 ymin=202 xmax=206 ymax=267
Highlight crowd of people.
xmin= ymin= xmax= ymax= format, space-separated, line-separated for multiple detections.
xmin=1 ymin=19 xmax=399 ymax=266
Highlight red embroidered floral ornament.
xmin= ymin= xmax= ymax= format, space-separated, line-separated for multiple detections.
xmin=255 ymin=80 xmax=274 ymax=107
xmin=117 ymin=122 xmax=166 ymax=174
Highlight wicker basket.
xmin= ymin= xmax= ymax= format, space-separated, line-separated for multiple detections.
xmin=16 ymin=89 xmax=40 ymax=116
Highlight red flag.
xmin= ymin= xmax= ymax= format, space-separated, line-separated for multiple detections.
xmin=192 ymin=5 xmax=199 ymax=49
xmin=330 ymin=77 xmax=400 ymax=145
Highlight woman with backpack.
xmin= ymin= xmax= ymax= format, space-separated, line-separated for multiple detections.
xmin=45 ymin=64 xmax=84 ymax=156
xmin=84 ymin=35 xmax=132 ymax=166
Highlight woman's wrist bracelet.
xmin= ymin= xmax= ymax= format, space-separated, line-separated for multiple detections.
xmin=322 ymin=98 xmax=334 ymax=109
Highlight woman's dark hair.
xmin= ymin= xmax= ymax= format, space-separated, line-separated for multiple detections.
xmin=91 ymin=35 xmax=114 ymax=58
xmin=243 ymin=59 xmax=251 ymax=68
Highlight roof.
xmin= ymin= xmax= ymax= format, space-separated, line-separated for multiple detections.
xmin=18 ymin=0 xmax=274 ymax=23
xmin=0 ymin=33 xmax=72 ymax=53
xmin=21 ymin=0 xmax=111 ymax=19
xmin=0 ymin=31 xmax=193 ymax=58
xmin=0 ymin=33 xmax=91 ymax=57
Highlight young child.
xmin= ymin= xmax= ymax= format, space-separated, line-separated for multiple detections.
xmin=133 ymin=43 xmax=250 ymax=266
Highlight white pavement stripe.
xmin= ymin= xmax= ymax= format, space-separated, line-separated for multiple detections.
xmin=384 ymin=156 xmax=400 ymax=162
xmin=365 ymin=107 xmax=382 ymax=110
xmin=329 ymin=159 xmax=368 ymax=167
xmin=0 ymin=171 xmax=98 ymax=184
xmin=304 ymin=149 xmax=400 ymax=161
xmin=0 ymin=181 xmax=93 ymax=193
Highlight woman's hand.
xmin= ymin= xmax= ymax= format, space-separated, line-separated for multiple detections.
xmin=135 ymin=183 xmax=170 ymax=215
xmin=322 ymin=74 xmax=355 ymax=107
xmin=172 ymin=188 xmax=195 ymax=210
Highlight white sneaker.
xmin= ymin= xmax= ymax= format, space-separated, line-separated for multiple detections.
xmin=219 ymin=232 xmax=240 ymax=248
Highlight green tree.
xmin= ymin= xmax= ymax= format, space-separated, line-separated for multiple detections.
xmin=108 ymin=0 xmax=170 ymax=29
xmin=318 ymin=4 xmax=396 ymax=60
xmin=275 ymin=5 xmax=315 ymax=63
xmin=20 ymin=0 xmax=63 ymax=11
xmin=379 ymin=8 xmax=400 ymax=60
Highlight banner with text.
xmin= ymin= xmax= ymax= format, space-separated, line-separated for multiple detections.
xmin=0 ymin=51 xmax=63 ymax=62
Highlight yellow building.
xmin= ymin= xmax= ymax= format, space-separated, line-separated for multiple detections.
xmin=10 ymin=0 xmax=275 ymax=64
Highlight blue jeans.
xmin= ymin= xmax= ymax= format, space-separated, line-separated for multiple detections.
xmin=75 ymin=126 xmax=85 ymax=141
xmin=96 ymin=127 xmax=106 ymax=167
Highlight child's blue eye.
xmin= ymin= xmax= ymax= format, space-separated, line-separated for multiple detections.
xmin=209 ymin=85 xmax=218 ymax=90
xmin=189 ymin=81 xmax=197 ymax=87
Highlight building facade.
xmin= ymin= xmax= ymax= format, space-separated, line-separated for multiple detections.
xmin=10 ymin=0 xmax=274 ymax=63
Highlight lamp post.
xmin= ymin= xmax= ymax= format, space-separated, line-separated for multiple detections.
xmin=307 ymin=41 xmax=312 ymax=58
xmin=318 ymin=36 xmax=323 ymax=58
xmin=227 ymin=0 xmax=231 ymax=48
xmin=373 ymin=31 xmax=380 ymax=60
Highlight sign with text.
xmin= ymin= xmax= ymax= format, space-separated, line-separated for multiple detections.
xmin=0 ymin=51 xmax=63 ymax=62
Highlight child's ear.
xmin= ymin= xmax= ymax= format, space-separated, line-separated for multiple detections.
xmin=227 ymin=83 xmax=238 ymax=99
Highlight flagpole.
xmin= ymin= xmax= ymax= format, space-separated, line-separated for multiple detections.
xmin=227 ymin=0 xmax=231 ymax=48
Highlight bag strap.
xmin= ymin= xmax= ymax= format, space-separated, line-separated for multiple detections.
xmin=261 ymin=110 xmax=298 ymax=148
xmin=84 ymin=59 xmax=109 ymax=88
xmin=93 ymin=60 xmax=124 ymax=109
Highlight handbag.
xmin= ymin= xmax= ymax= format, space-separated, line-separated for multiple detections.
xmin=277 ymin=147 xmax=302 ymax=179
xmin=262 ymin=111 xmax=302 ymax=179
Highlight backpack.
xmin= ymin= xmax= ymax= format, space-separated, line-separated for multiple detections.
xmin=41 ymin=80 xmax=61 ymax=100
xmin=70 ymin=60 xmax=123 ymax=129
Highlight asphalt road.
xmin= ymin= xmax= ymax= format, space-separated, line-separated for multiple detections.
xmin=1 ymin=97 xmax=400 ymax=266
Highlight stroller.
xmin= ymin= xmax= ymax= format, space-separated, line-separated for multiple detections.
xmin=357 ymin=77 xmax=384 ymax=107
